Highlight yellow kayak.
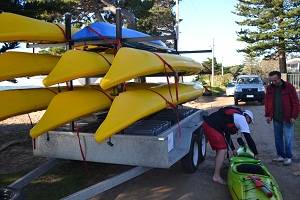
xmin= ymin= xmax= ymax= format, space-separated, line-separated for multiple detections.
xmin=43 ymin=50 xmax=113 ymax=87
xmin=100 ymin=47 xmax=201 ymax=90
xmin=30 ymin=87 xmax=112 ymax=138
xmin=94 ymin=82 xmax=203 ymax=143
xmin=0 ymin=88 xmax=60 ymax=121
xmin=0 ymin=52 xmax=60 ymax=81
xmin=29 ymin=83 xmax=159 ymax=138
xmin=0 ymin=12 xmax=73 ymax=43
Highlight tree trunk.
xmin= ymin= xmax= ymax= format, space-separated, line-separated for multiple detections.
xmin=277 ymin=5 xmax=287 ymax=73
xmin=278 ymin=49 xmax=287 ymax=73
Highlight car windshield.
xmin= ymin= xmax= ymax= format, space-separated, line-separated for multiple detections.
xmin=237 ymin=77 xmax=262 ymax=84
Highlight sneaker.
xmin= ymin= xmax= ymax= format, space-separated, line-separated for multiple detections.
xmin=283 ymin=158 xmax=292 ymax=166
xmin=272 ymin=156 xmax=284 ymax=162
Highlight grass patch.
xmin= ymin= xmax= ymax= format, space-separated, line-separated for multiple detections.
xmin=211 ymin=86 xmax=225 ymax=96
xmin=0 ymin=172 xmax=25 ymax=186
xmin=1 ymin=161 xmax=130 ymax=200
xmin=204 ymin=86 xmax=225 ymax=96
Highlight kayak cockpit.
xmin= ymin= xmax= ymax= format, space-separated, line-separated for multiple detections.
xmin=235 ymin=163 xmax=268 ymax=176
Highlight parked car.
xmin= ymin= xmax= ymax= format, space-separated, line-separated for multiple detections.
xmin=226 ymin=82 xmax=236 ymax=96
xmin=234 ymin=75 xmax=265 ymax=105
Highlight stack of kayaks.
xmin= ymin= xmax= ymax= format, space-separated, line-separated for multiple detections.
xmin=0 ymin=13 xmax=115 ymax=122
xmin=0 ymin=11 xmax=74 ymax=121
xmin=0 ymin=12 xmax=204 ymax=143
xmin=0 ymin=48 xmax=115 ymax=122
xmin=228 ymin=139 xmax=283 ymax=200
xmin=0 ymin=51 xmax=63 ymax=121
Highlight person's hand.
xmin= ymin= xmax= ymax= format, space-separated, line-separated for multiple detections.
xmin=266 ymin=117 xmax=272 ymax=124
xmin=233 ymin=150 xmax=237 ymax=156
xmin=229 ymin=150 xmax=237 ymax=157
xmin=290 ymin=118 xmax=295 ymax=123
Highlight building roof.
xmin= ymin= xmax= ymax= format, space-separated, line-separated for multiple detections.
xmin=287 ymin=58 xmax=300 ymax=65
xmin=237 ymin=75 xmax=261 ymax=78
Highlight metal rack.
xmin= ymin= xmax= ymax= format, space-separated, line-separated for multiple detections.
xmin=1 ymin=8 xmax=211 ymax=200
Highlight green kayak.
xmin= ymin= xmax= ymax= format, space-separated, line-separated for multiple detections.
xmin=228 ymin=138 xmax=283 ymax=200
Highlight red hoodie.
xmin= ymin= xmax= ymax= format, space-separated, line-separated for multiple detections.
xmin=265 ymin=80 xmax=300 ymax=122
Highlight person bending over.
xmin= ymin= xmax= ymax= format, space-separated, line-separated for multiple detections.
xmin=202 ymin=106 xmax=258 ymax=184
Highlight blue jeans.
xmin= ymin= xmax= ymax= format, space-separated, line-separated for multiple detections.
xmin=273 ymin=120 xmax=294 ymax=159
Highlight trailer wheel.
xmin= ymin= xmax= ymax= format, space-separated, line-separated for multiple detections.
xmin=181 ymin=128 xmax=206 ymax=173
xmin=0 ymin=187 xmax=21 ymax=200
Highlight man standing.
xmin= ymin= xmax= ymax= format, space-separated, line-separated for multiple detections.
xmin=202 ymin=107 xmax=258 ymax=184
xmin=265 ymin=71 xmax=299 ymax=165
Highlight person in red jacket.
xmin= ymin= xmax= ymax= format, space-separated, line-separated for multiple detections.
xmin=265 ymin=71 xmax=300 ymax=166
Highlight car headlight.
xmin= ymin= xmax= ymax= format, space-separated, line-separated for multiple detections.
xmin=235 ymin=87 xmax=242 ymax=92
xmin=258 ymin=86 xmax=265 ymax=92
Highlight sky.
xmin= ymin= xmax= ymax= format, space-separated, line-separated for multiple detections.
xmin=178 ymin=0 xmax=245 ymax=67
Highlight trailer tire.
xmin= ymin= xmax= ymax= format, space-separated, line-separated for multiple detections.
xmin=181 ymin=128 xmax=206 ymax=173
xmin=0 ymin=187 xmax=21 ymax=200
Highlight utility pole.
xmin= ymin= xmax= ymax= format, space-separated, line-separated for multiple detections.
xmin=175 ymin=0 xmax=179 ymax=50
xmin=221 ymin=57 xmax=224 ymax=76
xmin=211 ymin=39 xmax=215 ymax=87
xmin=175 ymin=0 xmax=184 ymax=83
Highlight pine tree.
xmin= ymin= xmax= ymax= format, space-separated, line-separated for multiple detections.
xmin=228 ymin=65 xmax=244 ymax=78
xmin=135 ymin=0 xmax=175 ymax=36
xmin=234 ymin=0 xmax=300 ymax=72
xmin=0 ymin=0 xmax=77 ymax=22
xmin=201 ymin=57 xmax=222 ymax=75
xmin=242 ymin=54 xmax=261 ymax=74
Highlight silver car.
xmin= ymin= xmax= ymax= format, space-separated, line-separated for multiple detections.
xmin=234 ymin=75 xmax=265 ymax=105
xmin=226 ymin=82 xmax=236 ymax=96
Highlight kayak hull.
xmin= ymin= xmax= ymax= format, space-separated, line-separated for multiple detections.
xmin=95 ymin=82 xmax=203 ymax=143
xmin=100 ymin=47 xmax=202 ymax=89
xmin=0 ymin=52 xmax=60 ymax=81
xmin=30 ymin=87 xmax=112 ymax=138
xmin=43 ymin=50 xmax=113 ymax=87
xmin=0 ymin=12 xmax=69 ymax=43
xmin=0 ymin=88 xmax=59 ymax=121
xmin=228 ymin=154 xmax=283 ymax=200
